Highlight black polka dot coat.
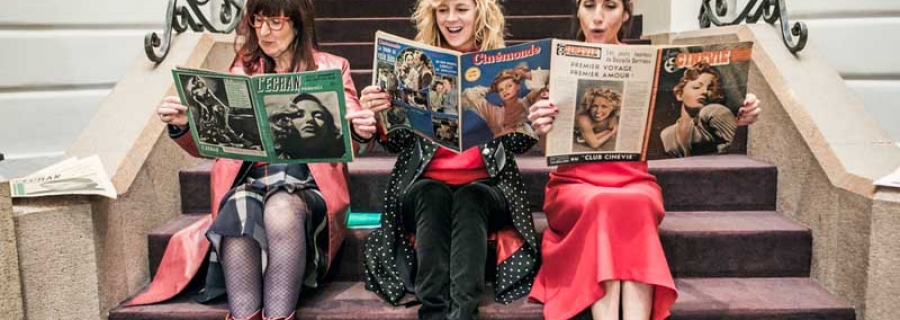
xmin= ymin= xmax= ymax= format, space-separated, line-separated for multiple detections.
xmin=363 ymin=129 xmax=541 ymax=305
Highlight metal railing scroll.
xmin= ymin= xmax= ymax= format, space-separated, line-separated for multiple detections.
xmin=145 ymin=0 xmax=245 ymax=63
xmin=699 ymin=0 xmax=808 ymax=53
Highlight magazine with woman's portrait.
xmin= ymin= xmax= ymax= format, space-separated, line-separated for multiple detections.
xmin=373 ymin=31 xmax=547 ymax=152
xmin=172 ymin=67 xmax=353 ymax=163
xmin=544 ymin=40 xmax=752 ymax=165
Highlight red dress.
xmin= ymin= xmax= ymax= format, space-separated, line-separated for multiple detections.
xmin=529 ymin=161 xmax=677 ymax=320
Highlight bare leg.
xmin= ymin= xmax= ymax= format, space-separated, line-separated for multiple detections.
xmin=591 ymin=280 xmax=621 ymax=320
xmin=262 ymin=191 xmax=308 ymax=318
xmin=621 ymin=281 xmax=653 ymax=320
xmin=221 ymin=238 xmax=263 ymax=318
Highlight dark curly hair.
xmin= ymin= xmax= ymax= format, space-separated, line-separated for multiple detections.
xmin=673 ymin=61 xmax=725 ymax=104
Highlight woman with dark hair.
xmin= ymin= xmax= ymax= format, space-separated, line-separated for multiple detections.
xmin=358 ymin=1 xmax=541 ymax=319
xmin=136 ymin=0 xmax=377 ymax=319
xmin=526 ymin=1 xmax=761 ymax=319
xmin=269 ymin=93 xmax=345 ymax=159
xmin=660 ymin=61 xmax=737 ymax=157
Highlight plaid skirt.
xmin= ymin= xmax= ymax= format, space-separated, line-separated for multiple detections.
xmin=197 ymin=163 xmax=329 ymax=303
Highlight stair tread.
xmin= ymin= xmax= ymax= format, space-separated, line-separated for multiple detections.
xmin=180 ymin=154 xmax=775 ymax=175
xmin=154 ymin=211 xmax=807 ymax=239
xmin=110 ymin=278 xmax=853 ymax=320
xmin=346 ymin=153 xmax=774 ymax=173
xmin=150 ymin=211 xmax=811 ymax=279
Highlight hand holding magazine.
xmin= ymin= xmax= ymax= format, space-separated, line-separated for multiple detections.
xmin=171 ymin=67 xmax=353 ymax=163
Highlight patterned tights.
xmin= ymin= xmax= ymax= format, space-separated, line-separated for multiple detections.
xmin=220 ymin=192 xmax=308 ymax=318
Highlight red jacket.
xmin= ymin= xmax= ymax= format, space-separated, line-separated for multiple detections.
xmin=127 ymin=51 xmax=361 ymax=305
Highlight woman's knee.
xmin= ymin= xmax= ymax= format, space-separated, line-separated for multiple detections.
xmin=406 ymin=179 xmax=453 ymax=204
xmin=263 ymin=192 xmax=308 ymax=228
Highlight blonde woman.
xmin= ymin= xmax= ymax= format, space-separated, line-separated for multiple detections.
xmin=575 ymin=87 xmax=621 ymax=151
xmin=359 ymin=1 xmax=540 ymax=319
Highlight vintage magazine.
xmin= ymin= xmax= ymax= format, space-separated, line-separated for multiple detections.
xmin=545 ymin=40 xmax=753 ymax=165
xmin=10 ymin=155 xmax=117 ymax=199
xmin=172 ymin=67 xmax=353 ymax=163
xmin=373 ymin=31 xmax=546 ymax=152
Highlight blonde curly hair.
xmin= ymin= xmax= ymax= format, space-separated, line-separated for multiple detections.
xmin=412 ymin=0 xmax=507 ymax=51
xmin=580 ymin=87 xmax=622 ymax=116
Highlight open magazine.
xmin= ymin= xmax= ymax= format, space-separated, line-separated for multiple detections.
xmin=171 ymin=67 xmax=353 ymax=163
xmin=544 ymin=40 xmax=753 ymax=165
xmin=373 ymin=31 xmax=544 ymax=151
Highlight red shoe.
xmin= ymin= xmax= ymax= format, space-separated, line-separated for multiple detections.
xmin=225 ymin=310 xmax=262 ymax=320
xmin=263 ymin=311 xmax=296 ymax=320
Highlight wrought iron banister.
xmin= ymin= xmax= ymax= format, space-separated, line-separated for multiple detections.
xmin=699 ymin=0 xmax=808 ymax=53
xmin=145 ymin=0 xmax=245 ymax=63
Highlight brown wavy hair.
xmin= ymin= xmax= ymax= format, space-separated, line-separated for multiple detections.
xmin=489 ymin=66 xmax=527 ymax=93
xmin=235 ymin=0 xmax=319 ymax=74
xmin=673 ymin=61 xmax=725 ymax=104
xmin=572 ymin=0 xmax=634 ymax=42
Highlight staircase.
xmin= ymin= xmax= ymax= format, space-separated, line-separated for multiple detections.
xmin=109 ymin=1 xmax=856 ymax=319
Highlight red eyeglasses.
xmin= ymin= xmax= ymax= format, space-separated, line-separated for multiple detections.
xmin=250 ymin=15 xmax=290 ymax=31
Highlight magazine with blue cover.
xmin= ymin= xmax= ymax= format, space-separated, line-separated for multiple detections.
xmin=373 ymin=31 xmax=547 ymax=152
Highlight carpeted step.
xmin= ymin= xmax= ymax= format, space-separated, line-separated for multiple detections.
xmin=147 ymin=214 xmax=210 ymax=277
xmin=179 ymin=154 xmax=777 ymax=215
xmin=330 ymin=211 xmax=810 ymax=281
xmin=315 ymin=15 xmax=573 ymax=43
xmin=314 ymin=0 xmax=576 ymax=18
xmin=147 ymin=211 xmax=809 ymax=280
xmin=346 ymin=154 xmax=776 ymax=213
xmin=109 ymin=278 xmax=854 ymax=320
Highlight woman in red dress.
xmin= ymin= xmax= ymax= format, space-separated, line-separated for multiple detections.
xmin=527 ymin=1 xmax=762 ymax=319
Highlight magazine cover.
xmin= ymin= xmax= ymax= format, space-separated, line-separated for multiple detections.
xmin=458 ymin=39 xmax=550 ymax=150
xmin=545 ymin=40 xmax=659 ymax=165
xmin=372 ymin=31 xmax=549 ymax=151
xmin=373 ymin=31 xmax=463 ymax=149
xmin=644 ymin=42 xmax=753 ymax=160
xmin=172 ymin=68 xmax=353 ymax=163
xmin=544 ymin=41 xmax=753 ymax=165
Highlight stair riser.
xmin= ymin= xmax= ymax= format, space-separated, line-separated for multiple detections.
xmin=112 ymin=311 xmax=856 ymax=320
xmin=661 ymin=231 xmax=812 ymax=278
xmin=327 ymin=229 xmax=811 ymax=282
xmin=148 ymin=225 xmax=810 ymax=280
xmin=314 ymin=0 xmax=575 ymax=18
xmin=179 ymin=164 xmax=776 ymax=215
xmin=668 ymin=311 xmax=855 ymax=320
xmin=315 ymin=16 xmax=573 ymax=43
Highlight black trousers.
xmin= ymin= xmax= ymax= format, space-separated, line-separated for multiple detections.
xmin=402 ymin=178 xmax=511 ymax=320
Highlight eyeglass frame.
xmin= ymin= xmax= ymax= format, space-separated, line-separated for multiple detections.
xmin=248 ymin=15 xmax=292 ymax=31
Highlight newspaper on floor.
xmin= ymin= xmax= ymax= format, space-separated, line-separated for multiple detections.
xmin=8 ymin=155 xmax=117 ymax=199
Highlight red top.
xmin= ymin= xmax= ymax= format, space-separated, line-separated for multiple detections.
xmin=422 ymin=146 xmax=489 ymax=185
